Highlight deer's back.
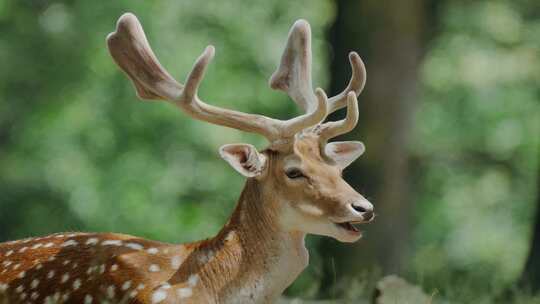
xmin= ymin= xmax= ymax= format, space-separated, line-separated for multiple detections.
xmin=0 ymin=232 xmax=198 ymax=303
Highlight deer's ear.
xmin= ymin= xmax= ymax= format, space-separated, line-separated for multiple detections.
xmin=219 ymin=144 xmax=267 ymax=178
xmin=325 ymin=141 xmax=365 ymax=169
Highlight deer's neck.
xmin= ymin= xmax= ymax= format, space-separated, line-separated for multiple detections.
xmin=198 ymin=179 xmax=309 ymax=303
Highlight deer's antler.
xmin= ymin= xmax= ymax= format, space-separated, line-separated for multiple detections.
xmin=269 ymin=19 xmax=366 ymax=144
xmin=326 ymin=52 xmax=366 ymax=113
xmin=318 ymin=92 xmax=359 ymax=144
xmin=269 ymin=20 xmax=317 ymax=113
xmin=107 ymin=13 xmax=327 ymax=143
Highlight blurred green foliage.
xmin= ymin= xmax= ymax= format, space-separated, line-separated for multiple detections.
xmin=0 ymin=0 xmax=332 ymax=240
xmin=0 ymin=0 xmax=538 ymax=302
xmin=411 ymin=0 xmax=539 ymax=298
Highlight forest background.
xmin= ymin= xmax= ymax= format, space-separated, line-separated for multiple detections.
xmin=0 ymin=0 xmax=538 ymax=302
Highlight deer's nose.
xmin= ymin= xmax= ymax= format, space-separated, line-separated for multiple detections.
xmin=351 ymin=201 xmax=374 ymax=221
xmin=351 ymin=204 xmax=367 ymax=213
xmin=362 ymin=210 xmax=374 ymax=221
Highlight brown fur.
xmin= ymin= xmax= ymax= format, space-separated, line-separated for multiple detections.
xmin=0 ymin=136 xmax=368 ymax=304
xmin=0 ymin=12 xmax=373 ymax=304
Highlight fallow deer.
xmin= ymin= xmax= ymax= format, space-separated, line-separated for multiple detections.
xmin=0 ymin=13 xmax=373 ymax=304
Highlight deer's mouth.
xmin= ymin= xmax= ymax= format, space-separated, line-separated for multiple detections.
xmin=335 ymin=221 xmax=365 ymax=234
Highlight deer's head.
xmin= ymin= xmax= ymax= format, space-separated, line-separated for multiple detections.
xmin=107 ymin=14 xmax=373 ymax=243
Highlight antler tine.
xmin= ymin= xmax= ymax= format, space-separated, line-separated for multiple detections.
xmin=283 ymin=88 xmax=328 ymax=135
xmin=179 ymin=43 xmax=326 ymax=140
xmin=269 ymin=20 xmax=317 ymax=113
xmin=175 ymin=45 xmax=280 ymax=138
xmin=319 ymin=92 xmax=359 ymax=143
xmin=106 ymin=13 xmax=183 ymax=101
xmin=107 ymin=13 xmax=326 ymax=143
xmin=327 ymin=52 xmax=366 ymax=113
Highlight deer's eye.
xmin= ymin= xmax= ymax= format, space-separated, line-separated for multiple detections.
xmin=285 ymin=168 xmax=305 ymax=179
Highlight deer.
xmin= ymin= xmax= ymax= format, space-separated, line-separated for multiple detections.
xmin=0 ymin=13 xmax=373 ymax=304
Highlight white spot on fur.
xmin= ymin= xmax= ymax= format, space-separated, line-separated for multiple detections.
xmin=122 ymin=280 xmax=131 ymax=290
xmin=177 ymin=287 xmax=192 ymax=299
xmin=15 ymin=285 xmax=24 ymax=293
xmin=5 ymin=250 xmax=13 ymax=256
xmin=61 ymin=273 xmax=70 ymax=283
xmin=61 ymin=240 xmax=78 ymax=247
xmin=107 ymin=285 xmax=115 ymax=298
xmin=36 ymin=263 xmax=43 ymax=270
xmin=17 ymin=271 xmax=25 ymax=278
xmin=99 ymin=264 xmax=105 ymax=274
xmin=85 ymin=238 xmax=99 ymax=245
xmin=149 ymin=264 xmax=160 ymax=272
xmin=73 ymin=279 xmax=81 ymax=290
xmin=30 ymin=279 xmax=39 ymax=289
xmin=47 ymin=270 xmax=55 ymax=279
xmin=171 ymin=256 xmax=182 ymax=269
xmin=129 ymin=290 xmax=138 ymax=298
xmin=225 ymin=231 xmax=236 ymax=242
xmin=125 ymin=242 xmax=143 ymax=250
xmin=31 ymin=291 xmax=39 ymax=300
xmin=63 ymin=260 xmax=70 ymax=266
xmin=102 ymin=240 xmax=123 ymax=246
xmin=137 ymin=283 xmax=145 ymax=290
xmin=13 ymin=263 xmax=20 ymax=270
xmin=159 ymin=283 xmax=171 ymax=290
xmin=0 ymin=283 xmax=7 ymax=292
xmin=88 ymin=266 xmax=98 ymax=275
xmin=188 ymin=274 xmax=199 ymax=287
xmin=84 ymin=294 xmax=93 ymax=304
xmin=44 ymin=242 xmax=54 ymax=248
xmin=31 ymin=243 xmax=43 ymax=249
xmin=151 ymin=289 xmax=167 ymax=303
xmin=111 ymin=264 xmax=118 ymax=272
xmin=18 ymin=247 xmax=28 ymax=253
xmin=147 ymin=247 xmax=158 ymax=254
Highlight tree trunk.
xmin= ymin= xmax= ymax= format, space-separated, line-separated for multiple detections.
xmin=319 ymin=0 xmax=427 ymax=294
xmin=519 ymin=154 xmax=540 ymax=293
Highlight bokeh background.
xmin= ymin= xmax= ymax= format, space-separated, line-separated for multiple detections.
xmin=0 ymin=0 xmax=539 ymax=303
